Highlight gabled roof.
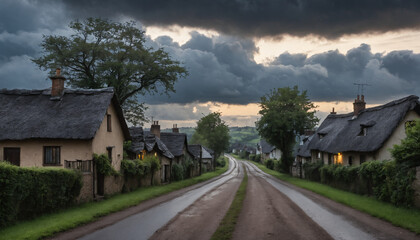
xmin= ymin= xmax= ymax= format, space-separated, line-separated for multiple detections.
xmin=129 ymin=127 xmax=174 ymax=159
xmin=188 ymin=144 xmax=213 ymax=160
xmin=188 ymin=144 xmax=201 ymax=159
xmin=202 ymin=146 xmax=214 ymax=157
xmin=260 ymin=139 xmax=276 ymax=154
xmin=308 ymin=95 xmax=420 ymax=153
xmin=160 ymin=132 xmax=189 ymax=157
xmin=296 ymin=135 xmax=314 ymax=158
xmin=0 ymin=88 xmax=130 ymax=140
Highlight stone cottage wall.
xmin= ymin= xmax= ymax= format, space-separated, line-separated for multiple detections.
xmin=77 ymin=173 xmax=94 ymax=203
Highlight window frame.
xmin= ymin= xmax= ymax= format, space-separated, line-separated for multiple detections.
xmin=43 ymin=146 xmax=61 ymax=166
xmin=107 ymin=114 xmax=112 ymax=132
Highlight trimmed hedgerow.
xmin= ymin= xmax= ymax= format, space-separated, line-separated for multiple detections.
xmin=303 ymin=160 xmax=323 ymax=182
xmin=308 ymin=160 xmax=416 ymax=207
xmin=0 ymin=161 xmax=82 ymax=228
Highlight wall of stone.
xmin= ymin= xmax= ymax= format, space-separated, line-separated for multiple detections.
xmin=77 ymin=173 xmax=94 ymax=203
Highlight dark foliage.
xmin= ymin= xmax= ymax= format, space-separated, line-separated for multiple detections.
xmin=0 ymin=162 xmax=82 ymax=227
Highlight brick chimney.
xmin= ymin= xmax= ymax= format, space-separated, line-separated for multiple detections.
xmin=353 ymin=95 xmax=366 ymax=116
xmin=49 ymin=68 xmax=65 ymax=97
xmin=172 ymin=124 xmax=179 ymax=133
xmin=330 ymin=107 xmax=337 ymax=115
xmin=151 ymin=121 xmax=161 ymax=138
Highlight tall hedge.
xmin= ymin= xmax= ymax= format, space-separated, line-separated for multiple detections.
xmin=0 ymin=162 xmax=82 ymax=228
xmin=305 ymin=160 xmax=415 ymax=207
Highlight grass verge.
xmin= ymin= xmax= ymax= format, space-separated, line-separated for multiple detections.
xmin=211 ymin=166 xmax=248 ymax=240
xmin=247 ymin=160 xmax=420 ymax=234
xmin=0 ymin=162 xmax=229 ymax=240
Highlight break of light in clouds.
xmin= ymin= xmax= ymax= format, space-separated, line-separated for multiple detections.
xmin=1 ymin=0 xmax=420 ymax=127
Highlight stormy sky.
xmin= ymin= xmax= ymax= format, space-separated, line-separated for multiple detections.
xmin=1 ymin=0 xmax=420 ymax=128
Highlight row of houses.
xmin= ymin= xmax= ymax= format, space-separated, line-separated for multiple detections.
xmin=254 ymin=94 xmax=420 ymax=174
xmin=295 ymin=94 xmax=420 ymax=169
xmin=0 ymin=69 xmax=214 ymax=201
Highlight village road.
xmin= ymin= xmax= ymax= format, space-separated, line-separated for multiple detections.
xmin=149 ymin=160 xmax=245 ymax=240
xmin=241 ymin=161 xmax=420 ymax=240
xmin=78 ymin=156 xmax=240 ymax=240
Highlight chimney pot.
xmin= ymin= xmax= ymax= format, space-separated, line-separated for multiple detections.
xmin=353 ymin=95 xmax=366 ymax=116
xmin=50 ymin=68 xmax=65 ymax=97
xmin=151 ymin=121 xmax=161 ymax=138
xmin=330 ymin=107 xmax=336 ymax=115
xmin=172 ymin=123 xmax=179 ymax=133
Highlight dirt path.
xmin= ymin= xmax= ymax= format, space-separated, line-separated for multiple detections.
xmin=232 ymin=163 xmax=333 ymax=240
xmin=150 ymin=162 xmax=244 ymax=240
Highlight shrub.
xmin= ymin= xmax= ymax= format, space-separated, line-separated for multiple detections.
xmin=171 ymin=163 xmax=184 ymax=181
xmin=239 ymin=151 xmax=247 ymax=159
xmin=216 ymin=157 xmax=227 ymax=168
xmin=265 ymin=159 xmax=274 ymax=170
xmin=0 ymin=161 xmax=82 ymax=227
xmin=303 ymin=161 xmax=323 ymax=181
xmin=144 ymin=155 xmax=160 ymax=185
xmin=274 ymin=159 xmax=282 ymax=172
xmin=94 ymin=154 xmax=119 ymax=176
xmin=254 ymin=154 xmax=261 ymax=162
xmin=121 ymin=159 xmax=148 ymax=177
xmin=249 ymin=154 xmax=256 ymax=161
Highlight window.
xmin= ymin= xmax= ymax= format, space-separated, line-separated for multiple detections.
xmin=318 ymin=133 xmax=326 ymax=139
xmin=4 ymin=147 xmax=20 ymax=166
xmin=348 ymin=156 xmax=353 ymax=166
xmin=360 ymin=154 xmax=366 ymax=164
xmin=107 ymin=114 xmax=112 ymax=132
xmin=358 ymin=127 xmax=367 ymax=136
xmin=317 ymin=151 xmax=321 ymax=159
xmin=44 ymin=146 xmax=60 ymax=165
xmin=107 ymin=147 xmax=113 ymax=163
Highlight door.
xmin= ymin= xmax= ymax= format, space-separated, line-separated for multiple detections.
xmin=164 ymin=165 xmax=170 ymax=182
xmin=97 ymin=172 xmax=105 ymax=196
xmin=4 ymin=148 xmax=20 ymax=166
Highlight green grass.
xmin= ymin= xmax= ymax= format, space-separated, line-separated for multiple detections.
xmin=211 ymin=166 xmax=248 ymax=240
xmin=248 ymin=160 xmax=420 ymax=234
xmin=0 ymin=163 xmax=229 ymax=240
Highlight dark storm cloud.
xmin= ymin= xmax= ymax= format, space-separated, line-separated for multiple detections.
xmin=62 ymin=0 xmax=420 ymax=38
xmin=143 ymin=34 xmax=420 ymax=105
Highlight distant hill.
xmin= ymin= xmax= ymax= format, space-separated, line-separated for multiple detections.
xmin=162 ymin=126 xmax=260 ymax=149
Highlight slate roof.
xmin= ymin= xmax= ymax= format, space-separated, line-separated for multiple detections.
xmin=128 ymin=127 xmax=174 ymax=159
xmin=160 ymin=132 xmax=189 ymax=157
xmin=308 ymin=95 xmax=420 ymax=154
xmin=188 ymin=144 xmax=201 ymax=159
xmin=260 ymin=139 xmax=276 ymax=154
xmin=202 ymin=146 xmax=214 ymax=157
xmin=0 ymin=88 xmax=130 ymax=140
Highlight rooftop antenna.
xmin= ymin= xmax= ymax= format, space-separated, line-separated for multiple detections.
xmin=353 ymin=82 xmax=371 ymax=96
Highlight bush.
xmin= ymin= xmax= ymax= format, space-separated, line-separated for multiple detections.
xmin=313 ymin=159 xmax=415 ymax=207
xmin=0 ymin=161 xmax=82 ymax=227
xmin=249 ymin=154 xmax=256 ymax=161
xmin=239 ymin=151 xmax=247 ymax=159
xmin=217 ymin=157 xmax=227 ymax=168
xmin=254 ymin=154 xmax=261 ymax=162
xmin=303 ymin=161 xmax=323 ymax=181
xmin=171 ymin=163 xmax=184 ymax=181
xmin=94 ymin=154 xmax=119 ymax=176
xmin=121 ymin=159 xmax=148 ymax=177
xmin=265 ymin=159 xmax=275 ymax=170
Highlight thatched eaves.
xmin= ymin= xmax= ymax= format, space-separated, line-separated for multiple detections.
xmin=0 ymin=88 xmax=130 ymax=141
xmin=308 ymin=95 xmax=420 ymax=154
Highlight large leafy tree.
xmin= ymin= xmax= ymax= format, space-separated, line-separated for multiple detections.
xmin=256 ymin=86 xmax=318 ymax=173
xmin=191 ymin=112 xmax=230 ymax=166
xmin=33 ymin=18 xmax=187 ymax=125
xmin=391 ymin=120 xmax=420 ymax=166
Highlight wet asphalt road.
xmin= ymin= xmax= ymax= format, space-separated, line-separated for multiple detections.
xmin=78 ymin=156 xmax=419 ymax=240
xmin=79 ymin=156 xmax=239 ymax=240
